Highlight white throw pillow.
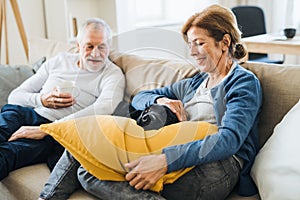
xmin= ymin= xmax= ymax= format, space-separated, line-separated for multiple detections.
xmin=251 ymin=99 xmax=300 ymax=200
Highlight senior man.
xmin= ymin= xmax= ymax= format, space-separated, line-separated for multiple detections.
xmin=0 ymin=18 xmax=125 ymax=180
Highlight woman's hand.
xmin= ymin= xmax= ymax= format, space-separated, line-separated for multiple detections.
xmin=8 ymin=126 xmax=47 ymax=141
xmin=156 ymin=97 xmax=188 ymax=121
xmin=125 ymin=154 xmax=168 ymax=190
xmin=41 ymin=87 xmax=75 ymax=108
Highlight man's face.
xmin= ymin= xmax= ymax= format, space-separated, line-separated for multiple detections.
xmin=77 ymin=26 xmax=109 ymax=72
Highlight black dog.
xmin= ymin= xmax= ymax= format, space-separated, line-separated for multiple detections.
xmin=113 ymin=101 xmax=179 ymax=131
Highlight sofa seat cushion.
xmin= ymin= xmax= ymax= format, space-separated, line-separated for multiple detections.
xmin=0 ymin=163 xmax=97 ymax=200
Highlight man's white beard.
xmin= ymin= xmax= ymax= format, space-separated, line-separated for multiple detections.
xmin=83 ymin=58 xmax=107 ymax=72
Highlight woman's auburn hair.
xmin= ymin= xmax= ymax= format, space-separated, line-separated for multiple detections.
xmin=181 ymin=4 xmax=247 ymax=59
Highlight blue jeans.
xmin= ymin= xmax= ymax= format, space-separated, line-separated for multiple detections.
xmin=160 ymin=157 xmax=240 ymax=200
xmin=78 ymin=167 xmax=165 ymax=200
xmin=40 ymin=150 xmax=81 ymax=200
xmin=0 ymin=104 xmax=51 ymax=141
xmin=78 ymin=157 xmax=240 ymax=200
xmin=40 ymin=150 xmax=164 ymax=200
xmin=41 ymin=150 xmax=240 ymax=200
xmin=0 ymin=104 xmax=63 ymax=180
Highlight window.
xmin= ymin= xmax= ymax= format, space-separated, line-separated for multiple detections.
xmin=132 ymin=0 xmax=216 ymax=28
xmin=134 ymin=0 xmax=164 ymax=23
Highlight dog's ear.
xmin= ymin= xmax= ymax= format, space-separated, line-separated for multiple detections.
xmin=112 ymin=101 xmax=131 ymax=117
xmin=112 ymin=101 xmax=142 ymax=119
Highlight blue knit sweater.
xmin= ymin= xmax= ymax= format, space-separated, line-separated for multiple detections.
xmin=132 ymin=64 xmax=262 ymax=196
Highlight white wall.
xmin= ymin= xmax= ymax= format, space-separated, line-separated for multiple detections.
xmin=1 ymin=0 xmax=299 ymax=65
xmin=1 ymin=0 xmax=119 ymax=65
xmin=1 ymin=0 xmax=46 ymax=65
xmin=44 ymin=0 xmax=119 ymax=41
xmin=44 ymin=0 xmax=68 ymax=41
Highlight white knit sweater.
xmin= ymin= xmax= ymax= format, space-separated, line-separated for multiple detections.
xmin=8 ymin=52 xmax=125 ymax=122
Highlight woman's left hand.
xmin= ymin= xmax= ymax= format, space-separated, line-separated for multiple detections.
xmin=8 ymin=126 xmax=47 ymax=141
xmin=125 ymin=154 xmax=168 ymax=190
xmin=156 ymin=97 xmax=188 ymax=121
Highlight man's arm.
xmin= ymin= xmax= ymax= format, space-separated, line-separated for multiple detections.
xmin=8 ymin=126 xmax=47 ymax=141
xmin=8 ymin=62 xmax=49 ymax=107
xmin=9 ymin=64 xmax=125 ymax=141
xmin=131 ymin=78 xmax=193 ymax=111
xmin=59 ymin=64 xmax=125 ymax=121
xmin=8 ymin=59 xmax=75 ymax=109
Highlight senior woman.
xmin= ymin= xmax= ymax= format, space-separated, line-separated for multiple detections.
xmin=40 ymin=4 xmax=262 ymax=200
xmin=77 ymin=4 xmax=262 ymax=200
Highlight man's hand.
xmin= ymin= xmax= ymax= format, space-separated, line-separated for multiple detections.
xmin=8 ymin=126 xmax=47 ymax=141
xmin=41 ymin=87 xmax=75 ymax=108
xmin=156 ymin=97 xmax=188 ymax=121
xmin=125 ymin=154 xmax=168 ymax=190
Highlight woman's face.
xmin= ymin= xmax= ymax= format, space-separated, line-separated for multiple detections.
xmin=77 ymin=26 xmax=109 ymax=72
xmin=187 ymin=26 xmax=224 ymax=73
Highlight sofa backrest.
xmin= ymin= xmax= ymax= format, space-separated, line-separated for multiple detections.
xmin=109 ymin=52 xmax=198 ymax=102
xmin=12 ymin=36 xmax=300 ymax=148
xmin=110 ymin=52 xmax=300 ymax=148
xmin=242 ymin=62 xmax=300 ymax=147
xmin=0 ymin=65 xmax=34 ymax=108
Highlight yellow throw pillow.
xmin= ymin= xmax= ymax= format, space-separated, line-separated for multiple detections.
xmin=40 ymin=115 xmax=218 ymax=192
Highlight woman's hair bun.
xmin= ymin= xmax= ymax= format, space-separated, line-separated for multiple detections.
xmin=234 ymin=43 xmax=247 ymax=59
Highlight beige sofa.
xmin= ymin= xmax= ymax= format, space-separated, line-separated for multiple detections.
xmin=1 ymin=40 xmax=300 ymax=199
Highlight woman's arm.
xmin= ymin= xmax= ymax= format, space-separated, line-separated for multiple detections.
xmin=125 ymin=70 xmax=262 ymax=188
xmin=164 ymin=71 xmax=263 ymax=172
xmin=131 ymin=78 xmax=193 ymax=110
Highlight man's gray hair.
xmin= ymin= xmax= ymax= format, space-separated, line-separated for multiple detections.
xmin=76 ymin=18 xmax=112 ymax=45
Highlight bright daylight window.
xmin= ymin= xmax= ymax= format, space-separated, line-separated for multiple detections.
xmin=133 ymin=0 xmax=214 ymax=28
xmin=134 ymin=0 xmax=164 ymax=23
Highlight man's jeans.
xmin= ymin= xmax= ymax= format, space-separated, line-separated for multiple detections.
xmin=0 ymin=104 xmax=51 ymax=141
xmin=0 ymin=104 xmax=61 ymax=180
xmin=41 ymin=149 xmax=240 ymax=200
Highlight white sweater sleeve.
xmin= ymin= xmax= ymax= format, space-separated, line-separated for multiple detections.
xmin=8 ymin=62 xmax=49 ymax=108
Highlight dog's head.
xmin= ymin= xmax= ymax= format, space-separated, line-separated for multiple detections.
xmin=136 ymin=104 xmax=179 ymax=130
